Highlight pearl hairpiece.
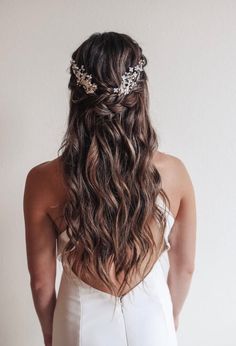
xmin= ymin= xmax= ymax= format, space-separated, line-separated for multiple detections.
xmin=70 ymin=58 xmax=145 ymax=96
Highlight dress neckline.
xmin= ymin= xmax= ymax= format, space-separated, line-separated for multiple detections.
xmin=57 ymin=202 xmax=175 ymax=299
xmin=63 ymin=213 xmax=174 ymax=300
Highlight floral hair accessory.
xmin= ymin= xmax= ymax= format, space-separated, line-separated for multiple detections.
xmin=70 ymin=58 xmax=145 ymax=95
xmin=113 ymin=59 xmax=145 ymax=96
xmin=70 ymin=59 xmax=98 ymax=94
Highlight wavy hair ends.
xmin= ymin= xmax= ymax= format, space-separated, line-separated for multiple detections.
xmin=57 ymin=31 xmax=170 ymax=298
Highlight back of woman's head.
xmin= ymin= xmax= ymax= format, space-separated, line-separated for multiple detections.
xmin=58 ymin=31 xmax=170 ymax=297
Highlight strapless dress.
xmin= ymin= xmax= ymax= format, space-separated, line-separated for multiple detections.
xmin=52 ymin=200 xmax=178 ymax=346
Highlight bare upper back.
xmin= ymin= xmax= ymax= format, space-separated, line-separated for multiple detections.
xmin=30 ymin=150 xmax=187 ymax=235
xmin=25 ymin=150 xmax=195 ymax=296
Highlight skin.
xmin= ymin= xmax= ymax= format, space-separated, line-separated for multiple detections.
xmin=23 ymin=150 xmax=196 ymax=344
xmin=154 ymin=152 xmax=196 ymax=330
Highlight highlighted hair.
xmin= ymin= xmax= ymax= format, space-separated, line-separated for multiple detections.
xmin=57 ymin=32 xmax=170 ymax=297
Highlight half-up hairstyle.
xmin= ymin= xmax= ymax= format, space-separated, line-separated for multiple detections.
xmin=57 ymin=31 xmax=170 ymax=298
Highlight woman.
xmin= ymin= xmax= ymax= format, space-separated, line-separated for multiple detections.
xmin=23 ymin=32 xmax=196 ymax=346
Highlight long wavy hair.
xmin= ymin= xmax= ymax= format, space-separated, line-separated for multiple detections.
xmin=57 ymin=31 xmax=170 ymax=298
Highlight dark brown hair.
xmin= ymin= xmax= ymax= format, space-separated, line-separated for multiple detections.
xmin=57 ymin=31 xmax=170 ymax=298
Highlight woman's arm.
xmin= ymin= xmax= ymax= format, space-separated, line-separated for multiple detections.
xmin=23 ymin=165 xmax=57 ymax=346
xmin=167 ymin=159 xmax=197 ymax=330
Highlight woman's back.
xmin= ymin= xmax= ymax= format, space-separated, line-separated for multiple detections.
xmin=39 ymin=150 xmax=180 ymax=345
xmin=43 ymin=150 xmax=180 ymax=297
xmin=53 ymin=209 xmax=177 ymax=346
xmin=24 ymin=148 xmax=195 ymax=346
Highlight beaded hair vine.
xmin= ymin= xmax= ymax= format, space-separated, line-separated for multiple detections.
xmin=70 ymin=58 xmax=145 ymax=96
xmin=70 ymin=59 xmax=98 ymax=94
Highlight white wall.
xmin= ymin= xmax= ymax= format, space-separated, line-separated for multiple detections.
xmin=1 ymin=0 xmax=236 ymax=345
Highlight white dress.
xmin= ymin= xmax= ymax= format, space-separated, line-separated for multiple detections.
xmin=52 ymin=201 xmax=178 ymax=346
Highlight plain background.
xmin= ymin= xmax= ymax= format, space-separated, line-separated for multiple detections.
xmin=1 ymin=0 xmax=236 ymax=345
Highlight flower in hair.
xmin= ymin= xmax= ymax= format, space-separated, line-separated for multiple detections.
xmin=70 ymin=59 xmax=98 ymax=94
xmin=113 ymin=59 xmax=145 ymax=96
xmin=70 ymin=57 xmax=145 ymax=96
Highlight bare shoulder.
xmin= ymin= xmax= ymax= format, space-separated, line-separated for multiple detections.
xmin=153 ymin=150 xmax=195 ymax=217
xmin=23 ymin=157 xmax=64 ymax=212
xmin=154 ymin=150 xmax=186 ymax=170
xmin=154 ymin=150 xmax=194 ymax=189
xmin=26 ymin=157 xmax=60 ymax=178
xmin=25 ymin=157 xmax=64 ymax=186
